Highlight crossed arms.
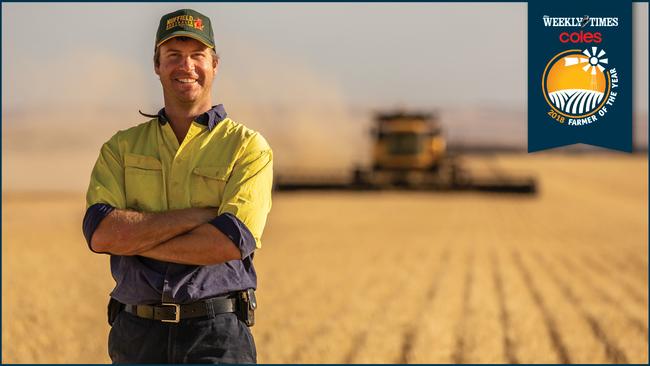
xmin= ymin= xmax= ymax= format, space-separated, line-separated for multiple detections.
xmin=90 ymin=208 xmax=241 ymax=265
xmin=85 ymin=131 xmax=273 ymax=267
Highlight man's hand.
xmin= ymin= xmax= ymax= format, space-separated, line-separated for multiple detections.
xmin=90 ymin=207 xmax=216 ymax=255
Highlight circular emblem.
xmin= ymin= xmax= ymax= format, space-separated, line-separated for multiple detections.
xmin=542 ymin=47 xmax=611 ymax=121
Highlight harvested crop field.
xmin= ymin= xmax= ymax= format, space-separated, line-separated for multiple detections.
xmin=2 ymin=153 xmax=648 ymax=363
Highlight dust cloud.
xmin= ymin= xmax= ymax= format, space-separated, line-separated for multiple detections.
xmin=3 ymin=43 xmax=367 ymax=192
xmin=216 ymin=40 xmax=368 ymax=174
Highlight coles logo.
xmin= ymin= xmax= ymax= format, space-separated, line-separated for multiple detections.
xmin=542 ymin=47 xmax=619 ymax=126
xmin=559 ymin=31 xmax=602 ymax=43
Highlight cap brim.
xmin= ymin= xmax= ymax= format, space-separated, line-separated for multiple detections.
xmin=156 ymin=32 xmax=214 ymax=49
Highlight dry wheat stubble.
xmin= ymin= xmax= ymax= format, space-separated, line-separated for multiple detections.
xmin=2 ymin=154 xmax=648 ymax=363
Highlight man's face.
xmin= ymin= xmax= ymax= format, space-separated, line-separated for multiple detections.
xmin=155 ymin=37 xmax=217 ymax=105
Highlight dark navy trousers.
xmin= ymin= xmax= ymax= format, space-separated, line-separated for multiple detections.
xmin=108 ymin=310 xmax=257 ymax=364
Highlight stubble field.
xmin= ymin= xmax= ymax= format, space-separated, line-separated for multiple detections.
xmin=2 ymin=153 xmax=648 ymax=363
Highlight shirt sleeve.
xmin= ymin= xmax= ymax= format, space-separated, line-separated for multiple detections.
xmin=85 ymin=135 xmax=126 ymax=209
xmin=83 ymin=135 xmax=126 ymax=252
xmin=217 ymin=132 xmax=273 ymax=251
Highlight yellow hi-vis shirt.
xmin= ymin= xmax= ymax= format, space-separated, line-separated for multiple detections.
xmin=86 ymin=113 xmax=273 ymax=249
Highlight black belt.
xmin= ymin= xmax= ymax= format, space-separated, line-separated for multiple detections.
xmin=122 ymin=295 xmax=237 ymax=323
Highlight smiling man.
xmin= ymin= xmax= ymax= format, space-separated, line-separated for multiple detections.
xmin=82 ymin=9 xmax=272 ymax=364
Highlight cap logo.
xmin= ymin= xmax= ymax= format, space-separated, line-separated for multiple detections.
xmin=166 ymin=14 xmax=203 ymax=31
xmin=194 ymin=18 xmax=204 ymax=31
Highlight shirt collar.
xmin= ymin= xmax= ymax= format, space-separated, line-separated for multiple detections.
xmin=154 ymin=104 xmax=228 ymax=131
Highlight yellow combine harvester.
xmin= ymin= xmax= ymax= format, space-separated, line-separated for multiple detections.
xmin=276 ymin=110 xmax=537 ymax=194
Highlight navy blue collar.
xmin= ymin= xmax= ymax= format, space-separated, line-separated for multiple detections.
xmin=141 ymin=104 xmax=228 ymax=131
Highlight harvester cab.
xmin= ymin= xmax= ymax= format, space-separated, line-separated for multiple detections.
xmin=372 ymin=111 xmax=446 ymax=172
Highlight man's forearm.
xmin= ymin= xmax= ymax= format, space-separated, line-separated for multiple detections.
xmin=91 ymin=207 xmax=216 ymax=255
xmin=138 ymin=223 xmax=242 ymax=265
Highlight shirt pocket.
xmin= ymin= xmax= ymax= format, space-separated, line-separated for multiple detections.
xmin=124 ymin=153 xmax=166 ymax=212
xmin=190 ymin=166 xmax=230 ymax=208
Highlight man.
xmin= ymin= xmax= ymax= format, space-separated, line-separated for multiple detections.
xmin=82 ymin=9 xmax=272 ymax=363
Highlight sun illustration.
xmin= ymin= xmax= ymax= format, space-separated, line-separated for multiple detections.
xmin=544 ymin=47 xmax=610 ymax=117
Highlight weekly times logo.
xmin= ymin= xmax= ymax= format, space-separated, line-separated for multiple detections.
xmin=527 ymin=1 xmax=632 ymax=152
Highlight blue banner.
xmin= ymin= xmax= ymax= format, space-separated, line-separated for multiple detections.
xmin=528 ymin=0 xmax=632 ymax=152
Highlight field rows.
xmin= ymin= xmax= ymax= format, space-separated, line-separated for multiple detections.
xmin=254 ymin=238 xmax=647 ymax=363
xmin=253 ymin=154 xmax=648 ymax=363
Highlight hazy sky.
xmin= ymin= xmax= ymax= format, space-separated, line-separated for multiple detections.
xmin=2 ymin=3 xmax=648 ymax=191
xmin=3 ymin=2 xmax=647 ymax=111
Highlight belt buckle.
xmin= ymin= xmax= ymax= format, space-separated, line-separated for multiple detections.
xmin=160 ymin=303 xmax=181 ymax=323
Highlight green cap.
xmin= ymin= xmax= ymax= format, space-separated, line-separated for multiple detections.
xmin=155 ymin=9 xmax=215 ymax=49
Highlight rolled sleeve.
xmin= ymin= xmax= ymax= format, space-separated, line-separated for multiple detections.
xmin=209 ymin=213 xmax=256 ymax=259
xmin=218 ymin=133 xmax=273 ymax=250
xmin=82 ymin=203 xmax=115 ymax=253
